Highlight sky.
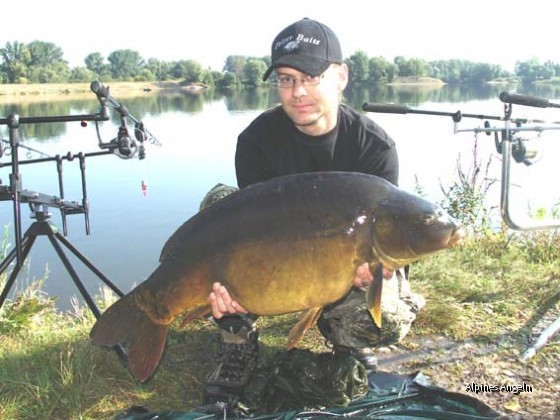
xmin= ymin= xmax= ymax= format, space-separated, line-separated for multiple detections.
xmin=2 ymin=0 xmax=558 ymax=73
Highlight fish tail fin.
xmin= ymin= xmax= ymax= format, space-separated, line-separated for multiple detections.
xmin=367 ymin=263 xmax=384 ymax=328
xmin=90 ymin=293 xmax=167 ymax=382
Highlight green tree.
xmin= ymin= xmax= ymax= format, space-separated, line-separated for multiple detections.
xmin=217 ymin=71 xmax=240 ymax=89
xmin=431 ymin=59 xmax=462 ymax=83
xmin=395 ymin=57 xmax=426 ymax=77
xmin=26 ymin=41 xmax=66 ymax=67
xmin=368 ymin=56 xmax=396 ymax=83
xmin=69 ymin=66 xmax=97 ymax=82
xmin=346 ymin=50 xmax=369 ymax=83
xmin=85 ymin=53 xmax=107 ymax=73
xmin=145 ymin=58 xmax=171 ymax=81
xmin=539 ymin=60 xmax=556 ymax=80
xmin=176 ymin=59 xmax=204 ymax=83
xmin=0 ymin=41 xmax=30 ymax=83
xmin=107 ymin=49 xmax=144 ymax=80
xmin=23 ymin=41 xmax=69 ymax=83
xmin=514 ymin=57 xmax=556 ymax=83
xmin=223 ymin=55 xmax=247 ymax=79
xmin=135 ymin=68 xmax=156 ymax=81
xmin=27 ymin=61 xmax=70 ymax=83
xmin=84 ymin=52 xmax=111 ymax=80
xmin=469 ymin=63 xmax=498 ymax=83
xmin=201 ymin=69 xmax=216 ymax=88
xmin=243 ymin=59 xmax=267 ymax=86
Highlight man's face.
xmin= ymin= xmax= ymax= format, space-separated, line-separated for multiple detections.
xmin=275 ymin=63 xmax=348 ymax=136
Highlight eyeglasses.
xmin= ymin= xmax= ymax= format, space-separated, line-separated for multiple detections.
xmin=275 ymin=73 xmax=325 ymax=88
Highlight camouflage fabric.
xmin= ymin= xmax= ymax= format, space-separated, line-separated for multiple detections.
xmin=199 ymin=183 xmax=239 ymax=211
xmin=317 ymin=272 xmax=425 ymax=350
xmin=258 ymin=349 xmax=369 ymax=411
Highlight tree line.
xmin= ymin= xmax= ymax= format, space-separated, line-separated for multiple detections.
xmin=0 ymin=40 xmax=558 ymax=88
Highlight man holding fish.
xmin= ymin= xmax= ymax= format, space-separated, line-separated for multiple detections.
xmin=89 ymin=18 xmax=462 ymax=398
xmin=202 ymin=17 xmax=425 ymax=406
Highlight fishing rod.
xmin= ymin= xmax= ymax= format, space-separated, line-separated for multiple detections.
xmin=366 ymin=91 xmax=560 ymax=361
xmin=498 ymin=91 xmax=560 ymax=109
xmin=1 ymin=137 xmax=52 ymax=159
xmin=362 ymin=102 xmax=560 ymax=130
xmin=363 ymin=92 xmax=560 ymax=232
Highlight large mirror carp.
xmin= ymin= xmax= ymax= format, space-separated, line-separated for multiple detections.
xmin=90 ymin=171 xmax=464 ymax=382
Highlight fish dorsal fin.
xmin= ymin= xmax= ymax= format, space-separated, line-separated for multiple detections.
xmin=286 ymin=307 xmax=323 ymax=349
xmin=367 ymin=263 xmax=384 ymax=328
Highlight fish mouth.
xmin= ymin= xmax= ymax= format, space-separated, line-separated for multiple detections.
xmin=448 ymin=226 xmax=466 ymax=247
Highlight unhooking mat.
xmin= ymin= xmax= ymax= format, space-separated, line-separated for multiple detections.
xmin=114 ymin=349 xmax=505 ymax=419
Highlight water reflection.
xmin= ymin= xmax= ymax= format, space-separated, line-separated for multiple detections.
xmin=344 ymin=82 xmax=560 ymax=109
xmin=4 ymin=82 xmax=560 ymax=143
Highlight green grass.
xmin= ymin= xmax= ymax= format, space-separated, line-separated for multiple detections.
xmin=411 ymin=231 xmax=560 ymax=340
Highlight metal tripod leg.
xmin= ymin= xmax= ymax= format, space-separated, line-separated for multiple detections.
xmin=0 ymin=234 xmax=37 ymax=309
xmin=0 ymin=220 xmax=127 ymax=363
xmin=54 ymin=232 xmax=123 ymax=298
xmin=46 ymin=230 xmax=112 ymax=318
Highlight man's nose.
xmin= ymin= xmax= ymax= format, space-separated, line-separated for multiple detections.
xmin=291 ymin=80 xmax=308 ymax=97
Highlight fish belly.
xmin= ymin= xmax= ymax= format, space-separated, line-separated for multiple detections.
xmin=221 ymin=234 xmax=361 ymax=315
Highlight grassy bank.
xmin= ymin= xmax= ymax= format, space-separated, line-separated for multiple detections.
xmin=1 ymin=229 xmax=560 ymax=419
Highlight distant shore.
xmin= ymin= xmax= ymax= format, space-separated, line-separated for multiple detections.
xmin=386 ymin=76 xmax=445 ymax=86
xmin=0 ymin=77 xmax=447 ymax=101
xmin=0 ymin=81 xmax=200 ymax=103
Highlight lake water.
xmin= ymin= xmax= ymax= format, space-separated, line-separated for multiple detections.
xmin=2 ymin=83 xmax=560 ymax=310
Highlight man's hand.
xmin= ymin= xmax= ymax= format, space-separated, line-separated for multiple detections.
xmin=208 ymin=282 xmax=248 ymax=319
xmin=353 ymin=262 xmax=393 ymax=288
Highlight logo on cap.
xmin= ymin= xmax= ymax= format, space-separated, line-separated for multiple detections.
xmin=282 ymin=40 xmax=301 ymax=53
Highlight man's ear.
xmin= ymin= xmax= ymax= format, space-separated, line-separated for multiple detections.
xmin=337 ymin=63 xmax=349 ymax=91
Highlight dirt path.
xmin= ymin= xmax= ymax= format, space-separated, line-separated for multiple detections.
xmin=375 ymin=318 xmax=560 ymax=419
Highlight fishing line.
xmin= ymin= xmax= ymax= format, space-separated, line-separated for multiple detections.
xmin=134 ymin=122 xmax=151 ymax=197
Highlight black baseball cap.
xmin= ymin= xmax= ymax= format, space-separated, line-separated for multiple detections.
xmin=262 ymin=18 xmax=343 ymax=81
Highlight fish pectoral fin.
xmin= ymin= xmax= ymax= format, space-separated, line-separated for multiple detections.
xmin=367 ymin=263 xmax=384 ymax=329
xmin=178 ymin=305 xmax=212 ymax=329
xmin=286 ymin=307 xmax=323 ymax=350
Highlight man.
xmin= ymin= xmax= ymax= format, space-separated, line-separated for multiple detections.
xmin=202 ymin=18 xmax=424 ymax=407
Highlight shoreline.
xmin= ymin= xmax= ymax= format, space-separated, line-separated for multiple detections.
xmin=0 ymin=81 xmax=195 ymax=104
xmin=0 ymin=77 xmax=446 ymax=98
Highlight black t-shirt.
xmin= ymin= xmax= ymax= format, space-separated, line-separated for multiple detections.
xmin=235 ymin=104 xmax=399 ymax=188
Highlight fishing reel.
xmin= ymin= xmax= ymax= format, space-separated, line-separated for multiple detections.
xmin=487 ymin=120 xmax=543 ymax=166
xmin=102 ymin=122 xmax=146 ymax=160
xmin=509 ymin=136 xmax=542 ymax=166
xmin=91 ymin=81 xmax=159 ymax=160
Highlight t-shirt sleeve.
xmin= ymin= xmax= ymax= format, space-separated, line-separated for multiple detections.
xmin=353 ymin=113 xmax=399 ymax=186
xmin=235 ymin=118 xmax=277 ymax=188
xmin=361 ymin=140 xmax=399 ymax=186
